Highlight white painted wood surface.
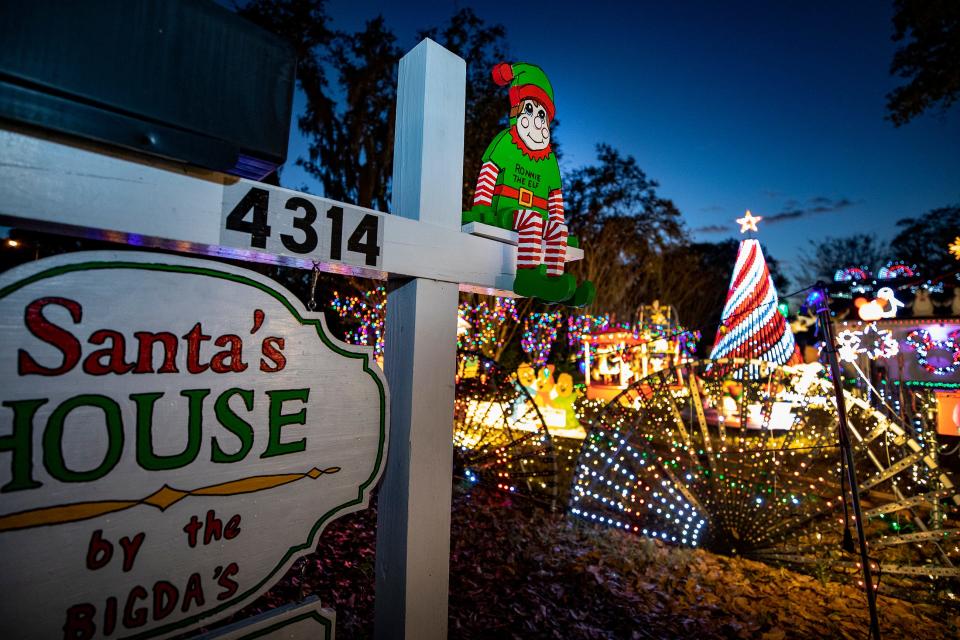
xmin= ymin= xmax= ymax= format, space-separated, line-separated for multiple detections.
xmin=0 ymin=129 xmax=577 ymax=297
xmin=461 ymin=222 xmax=584 ymax=261
xmin=374 ymin=39 xmax=462 ymax=640
xmin=0 ymin=251 xmax=387 ymax=639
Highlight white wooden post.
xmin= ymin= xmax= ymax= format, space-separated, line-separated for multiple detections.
xmin=374 ymin=39 xmax=465 ymax=640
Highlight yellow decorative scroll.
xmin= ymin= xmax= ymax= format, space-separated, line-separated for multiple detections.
xmin=0 ymin=466 xmax=341 ymax=533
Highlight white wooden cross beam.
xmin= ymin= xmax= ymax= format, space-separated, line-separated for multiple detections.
xmin=0 ymin=39 xmax=580 ymax=640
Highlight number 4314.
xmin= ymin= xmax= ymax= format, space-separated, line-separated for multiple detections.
xmin=225 ymin=187 xmax=380 ymax=266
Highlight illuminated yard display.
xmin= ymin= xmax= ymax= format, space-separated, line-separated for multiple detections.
xmin=453 ymin=353 xmax=559 ymax=509
xmin=709 ymin=238 xmax=802 ymax=376
xmin=0 ymin=252 xmax=387 ymax=638
xmin=569 ymin=359 xmax=960 ymax=599
xmin=834 ymin=319 xmax=960 ymax=386
xmin=835 ymin=322 xmax=900 ymax=363
xmin=855 ymin=286 xmax=905 ymax=321
xmin=582 ymin=324 xmax=698 ymax=403
xmin=834 ymin=266 xmax=871 ymax=282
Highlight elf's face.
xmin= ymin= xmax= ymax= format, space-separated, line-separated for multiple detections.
xmin=516 ymin=98 xmax=550 ymax=151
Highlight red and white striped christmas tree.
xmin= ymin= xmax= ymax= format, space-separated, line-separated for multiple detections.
xmin=709 ymin=238 xmax=802 ymax=372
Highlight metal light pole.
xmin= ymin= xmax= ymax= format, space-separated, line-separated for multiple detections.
xmin=810 ymin=285 xmax=881 ymax=639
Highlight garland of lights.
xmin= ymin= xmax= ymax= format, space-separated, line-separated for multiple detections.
xmin=567 ymin=314 xmax=613 ymax=347
xmin=330 ymin=290 xmax=702 ymax=371
xmin=457 ymin=297 xmax=519 ymax=353
xmin=521 ymin=312 xmax=564 ymax=367
xmin=906 ymin=329 xmax=960 ymax=375
xmin=330 ymin=286 xmax=386 ymax=358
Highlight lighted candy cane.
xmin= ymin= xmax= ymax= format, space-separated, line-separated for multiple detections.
xmin=905 ymin=329 xmax=960 ymax=375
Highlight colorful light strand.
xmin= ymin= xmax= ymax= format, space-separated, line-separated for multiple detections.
xmin=457 ymin=297 xmax=519 ymax=354
xmin=906 ymin=329 xmax=960 ymax=375
xmin=329 ymin=286 xmax=386 ymax=359
xmin=521 ymin=312 xmax=564 ymax=367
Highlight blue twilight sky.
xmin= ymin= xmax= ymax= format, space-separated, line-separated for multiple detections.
xmin=278 ymin=0 xmax=960 ymax=281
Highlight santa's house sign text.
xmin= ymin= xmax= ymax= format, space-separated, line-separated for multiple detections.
xmin=0 ymin=251 xmax=388 ymax=639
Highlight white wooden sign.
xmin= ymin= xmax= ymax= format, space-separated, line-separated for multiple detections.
xmin=0 ymin=251 xmax=388 ymax=639
xmin=220 ymin=184 xmax=385 ymax=270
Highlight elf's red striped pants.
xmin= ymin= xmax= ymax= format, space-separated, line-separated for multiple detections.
xmin=513 ymin=210 xmax=567 ymax=276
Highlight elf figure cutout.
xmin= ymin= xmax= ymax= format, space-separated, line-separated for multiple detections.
xmin=464 ymin=62 xmax=595 ymax=306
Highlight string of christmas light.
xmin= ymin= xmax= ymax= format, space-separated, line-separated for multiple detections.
xmin=567 ymin=314 xmax=614 ymax=347
xmin=568 ymin=358 xmax=960 ymax=601
xmin=453 ymin=351 xmax=559 ymax=510
xmin=906 ymin=329 xmax=960 ymax=375
xmin=329 ymin=286 xmax=386 ymax=358
xmin=457 ymin=297 xmax=520 ymax=354
xmin=521 ymin=312 xmax=564 ymax=367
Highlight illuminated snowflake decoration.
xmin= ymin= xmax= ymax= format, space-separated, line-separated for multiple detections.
xmin=835 ymin=329 xmax=864 ymax=363
xmin=835 ymin=323 xmax=898 ymax=363
xmin=858 ymin=323 xmax=899 ymax=360
xmin=950 ymin=236 xmax=960 ymax=261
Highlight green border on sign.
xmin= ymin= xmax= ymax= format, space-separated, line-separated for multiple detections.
xmin=0 ymin=258 xmax=387 ymax=639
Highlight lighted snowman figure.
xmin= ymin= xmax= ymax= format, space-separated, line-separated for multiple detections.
xmin=463 ymin=62 xmax=595 ymax=306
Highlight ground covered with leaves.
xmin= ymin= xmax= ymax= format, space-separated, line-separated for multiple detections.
xmin=230 ymin=485 xmax=957 ymax=639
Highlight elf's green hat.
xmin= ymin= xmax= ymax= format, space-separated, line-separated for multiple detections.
xmin=492 ymin=62 xmax=555 ymax=121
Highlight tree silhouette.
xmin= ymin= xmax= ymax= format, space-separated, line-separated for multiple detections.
xmin=564 ymin=145 xmax=685 ymax=317
xmin=890 ymin=204 xmax=960 ymax=277
xmin=794 ymin=233 xmax=889 ymax=285
xmin=239 ymin=3 xmax=515 ymax=212
xmin=886 ymin=0 xmax=960 ymax=126
xmin=313 ymin=17 xmax=400 ymax=211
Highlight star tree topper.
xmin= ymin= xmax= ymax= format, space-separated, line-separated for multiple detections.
xmin=736 ymin=210 xmax=763 ymax=233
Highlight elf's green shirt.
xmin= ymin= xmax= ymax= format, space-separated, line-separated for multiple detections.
xmin=476 ymin=129 xmax=562 ymax=219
